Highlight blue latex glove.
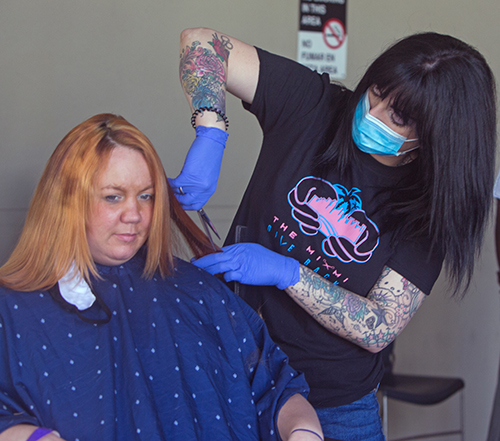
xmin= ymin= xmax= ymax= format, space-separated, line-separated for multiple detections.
xmin=192 ymin=243 xmax=300 ymax=290
xmin=170 ymin=126 xmax=228 ymax=210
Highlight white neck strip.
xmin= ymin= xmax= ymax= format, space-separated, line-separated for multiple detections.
xmin=58 ymin=263 xmax=96 ymax=311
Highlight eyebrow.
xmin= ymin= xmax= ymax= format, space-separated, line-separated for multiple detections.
xmin=101 ymin=184 xmax=154 ymax=192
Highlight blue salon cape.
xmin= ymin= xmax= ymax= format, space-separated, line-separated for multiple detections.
xmin=0 ymin=254 xmax=308 ymax=440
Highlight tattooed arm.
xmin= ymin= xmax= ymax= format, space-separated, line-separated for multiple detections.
xmin=179 ymin=28 xmax=259 ymax=124
xmin=285 ymin=265 xmax=426 ymax=353
xmin=172 ymin=29 xmax=259 ymax=209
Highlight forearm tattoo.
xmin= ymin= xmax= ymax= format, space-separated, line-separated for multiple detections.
xmin=179 ymin=32 xmax=233 ymax=118
xmin=286 ymin=266 xmax=425 ymax=350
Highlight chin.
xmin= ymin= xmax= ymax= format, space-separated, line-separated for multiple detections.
xmin=100 ymin=249 xmax=139 ymax=266
xmin=113 ymin=253 xmax=137 ymax=265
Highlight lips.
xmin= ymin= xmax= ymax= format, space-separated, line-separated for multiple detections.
xmin=115 ymin=233 xmax=139 ymax=243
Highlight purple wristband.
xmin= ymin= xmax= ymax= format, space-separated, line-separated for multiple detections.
xmin=290 ymin=428 xmax=324 ymax=441
xmin=27 ymin=427 xmax=54 ymax=441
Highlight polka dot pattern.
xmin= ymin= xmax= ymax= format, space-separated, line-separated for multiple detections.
xmin=0 ymin=256 xmax=308 ymax=440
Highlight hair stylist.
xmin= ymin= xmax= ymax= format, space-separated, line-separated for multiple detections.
xmin=170 ymin=28 xmax=497 ymax=440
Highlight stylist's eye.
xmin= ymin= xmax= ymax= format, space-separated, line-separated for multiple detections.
xmin=390 ymin=111 xmax=405 ymax=127
xmin=372 ymin=85 xmax=382 ymax=97
xmin=390 ymin=107 xmax=412 ymax=128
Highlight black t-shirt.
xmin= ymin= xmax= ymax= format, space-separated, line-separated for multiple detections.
xmin=225 ymin=48 xmax=443 ymax=407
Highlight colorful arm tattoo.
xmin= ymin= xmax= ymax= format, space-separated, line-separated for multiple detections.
xmin=179 ymin=32 xmax=233 ymax=117
xmin=285 ymin=265 xmax=426 ymax=351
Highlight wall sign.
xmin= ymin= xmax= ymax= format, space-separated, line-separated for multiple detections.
xmin=297 ymin=0 xmax=347 ymax=79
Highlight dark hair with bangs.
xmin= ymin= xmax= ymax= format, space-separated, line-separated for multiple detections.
xmin=320 ymin=32 xmax=497 ymax=296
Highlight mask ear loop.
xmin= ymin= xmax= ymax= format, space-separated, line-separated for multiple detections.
xmin=397 ymin=131 xmax=420 ymax=156
xmin=395 ymin=144 xmax=420 ymax=157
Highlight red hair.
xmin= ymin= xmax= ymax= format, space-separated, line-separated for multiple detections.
xmin=0 ymin=113 xmax=217 ymax=291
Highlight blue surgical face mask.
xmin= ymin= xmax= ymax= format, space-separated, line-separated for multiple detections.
xmin=352 ymin=91 xmax=419 ymax=156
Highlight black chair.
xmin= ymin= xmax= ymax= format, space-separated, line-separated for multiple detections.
xmin=379 ymin=342 xmax=465 ymax=441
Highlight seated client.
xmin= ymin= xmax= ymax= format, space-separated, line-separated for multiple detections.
xmin=0 ymin=114 xmax=323 ymax=441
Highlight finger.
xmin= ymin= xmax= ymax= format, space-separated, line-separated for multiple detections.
xmin=193 ymin=254 xmax=224 ymax=268
xmin=173 ymin=193 xmax=199 ymax=210
xmin=223 ymin=270 xmax=244 ymax=284
xmin=219 ymin=243 xmax=246 ymax=253
xmin=181 ymin=201 xmax=204 ymax=211
xmin=193 ymin=251 xmax=241 ymax=274
xmin=168 ymin=177 xmax=184 ymax=194
xmin=193 ymin=251 xmax=235 ymax=268
xmin=169 ymin=177 xmax=202 ymax=195
xmin=196 ymin=260 xmax=240 ymax=276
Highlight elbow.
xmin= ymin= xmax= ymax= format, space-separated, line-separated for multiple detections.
xmin=365 ymin=340 xmax=394 ymax=354
xmin=180 ymin=27 xmax=214 ymax=42
xmin=368 ymin=346 xmax=385 ymax=354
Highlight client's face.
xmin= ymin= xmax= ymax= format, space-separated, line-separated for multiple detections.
xmin=86 ymin=146 xmax=154 ymax=266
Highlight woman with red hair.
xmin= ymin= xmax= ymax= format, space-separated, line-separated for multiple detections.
xmin=0 ymin=114 xmax=322 ymax=441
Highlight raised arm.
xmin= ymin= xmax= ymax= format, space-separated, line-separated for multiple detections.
xmin=285 ymin=265 xmax=426 ymax=353
xmin=171 ymin=28 xmax=259 ymax=210
xmin=179 ymin=27 xmax=259 ymax=111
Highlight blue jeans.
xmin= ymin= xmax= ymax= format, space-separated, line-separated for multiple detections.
xmin=315 ymin=389 xmax=385 ymax=441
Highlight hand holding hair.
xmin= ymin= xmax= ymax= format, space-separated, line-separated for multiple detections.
xmin=192 ymin=243 xmax=300 ymax=290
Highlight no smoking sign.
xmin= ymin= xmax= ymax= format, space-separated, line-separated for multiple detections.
xmin=323 ymin=18 xmax=346 ymax=50
xmin=297 ymin=1 xmax=347 ymax=79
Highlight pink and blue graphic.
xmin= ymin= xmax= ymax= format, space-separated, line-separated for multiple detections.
xmin=287 ymin=177 xmax=380 ymax=263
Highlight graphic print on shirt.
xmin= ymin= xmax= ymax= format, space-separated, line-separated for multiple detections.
xmin=287 ymin=177 xmax=380 ymax=263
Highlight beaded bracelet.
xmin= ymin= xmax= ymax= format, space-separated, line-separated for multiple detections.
xmin=27 ymin=427 xmax=54 ymax=441
xmin=191 ymin=106 xmax=229 ymax=131
xmin=290 ymin=428 xmax=324 ymax=441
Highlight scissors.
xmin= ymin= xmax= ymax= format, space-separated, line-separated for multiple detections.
xmin=198 ymin=207 xmax=221 ymax=251
xmin=178 ymin=187 xmax=220 ymax=251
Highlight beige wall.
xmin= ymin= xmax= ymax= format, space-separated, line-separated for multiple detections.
xmin=1 ymin=1 xmax=499 ymax=439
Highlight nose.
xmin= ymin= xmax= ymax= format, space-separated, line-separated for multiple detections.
xmin=121 ymin=199 xmax=142 ymax=224
xmin=367 ymin=92 xmax=403 ymax=133
xmin=368 ymin=93 xmax=385 ymax=119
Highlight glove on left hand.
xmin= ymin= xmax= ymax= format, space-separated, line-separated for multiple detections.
xmin=192 ymin=243 xmax=300 ymax=290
